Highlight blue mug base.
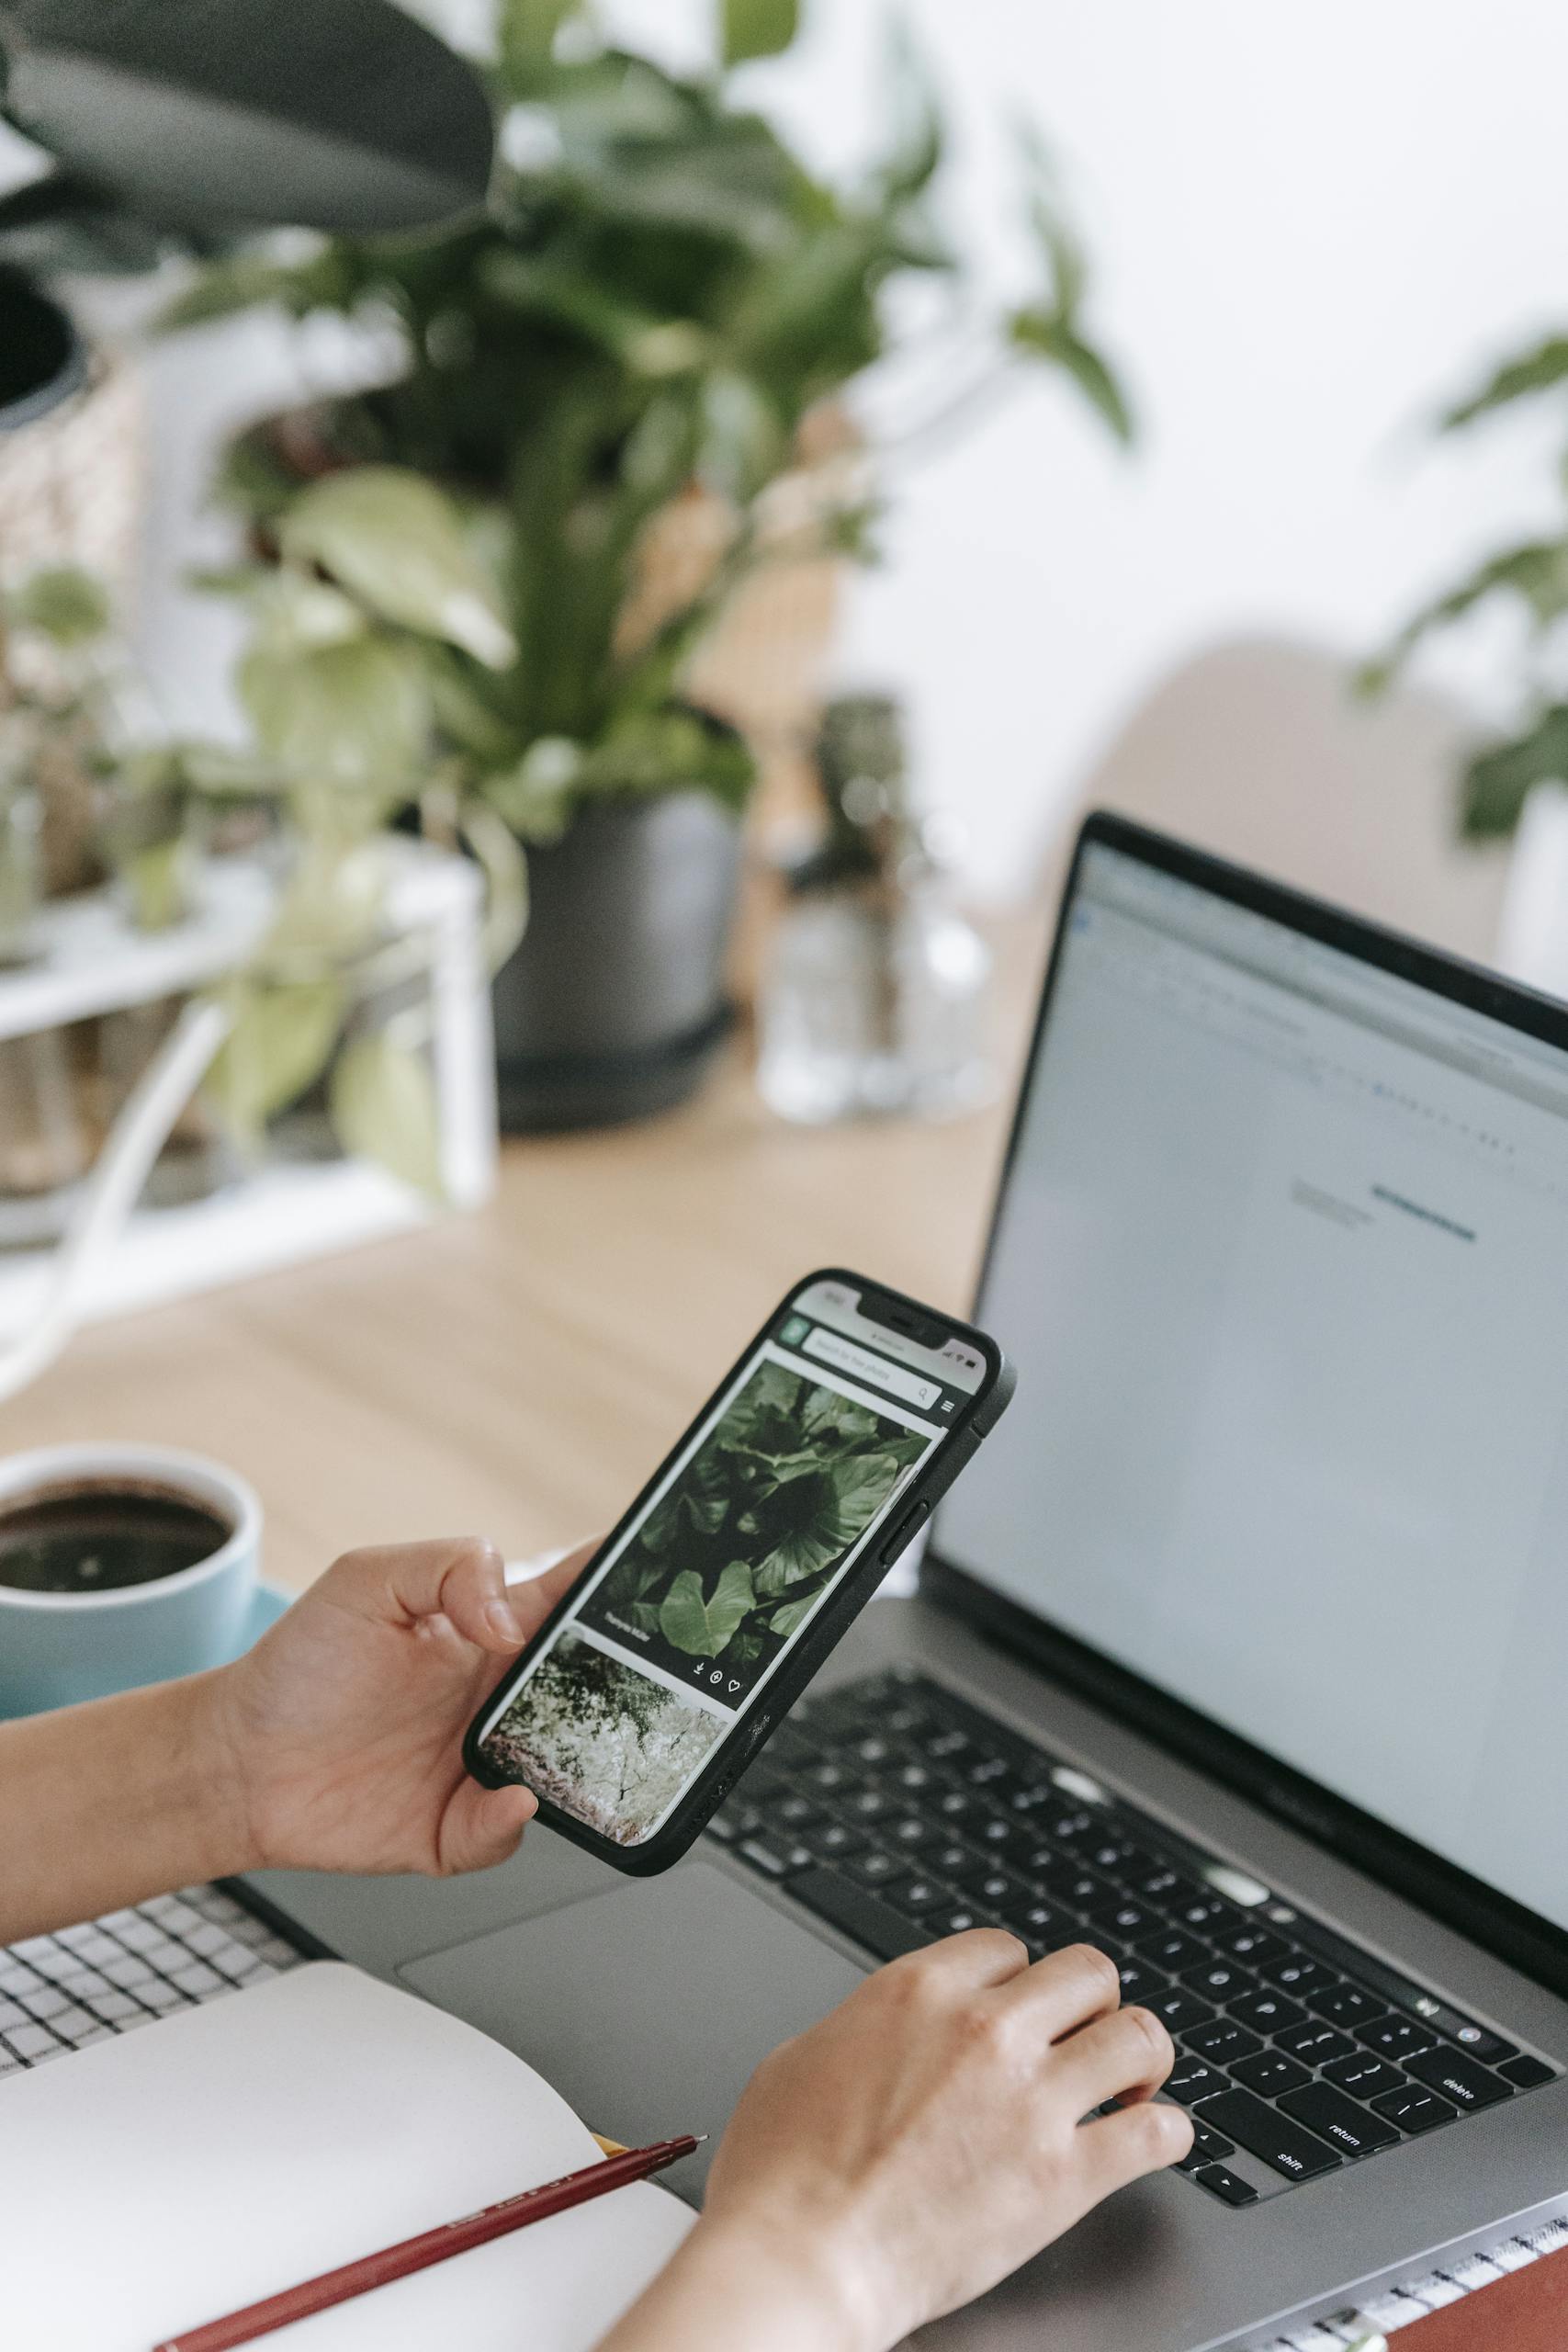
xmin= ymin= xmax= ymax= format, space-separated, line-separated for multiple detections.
xmin=0 ymin=1582 xmax=292 ymax=1721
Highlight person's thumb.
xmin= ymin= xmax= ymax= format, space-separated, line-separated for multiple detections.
xmin=435 ymin=1776 xmax=537 ymax=1875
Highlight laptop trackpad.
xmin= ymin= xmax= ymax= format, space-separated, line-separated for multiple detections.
xmin=400 ymin=1861 xmax=866 ymax=2199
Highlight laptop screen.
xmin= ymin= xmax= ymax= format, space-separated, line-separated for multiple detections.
xmin=940 ymin=830 xmax=1568 ymax=1942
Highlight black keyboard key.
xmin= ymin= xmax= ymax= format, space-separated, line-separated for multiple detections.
xmin=1150 ymin=1988 xmax=1216 ymax=2034
xmin=802 ymin=1760 xmax=851 ymax=1793
xmin=1403 ymin=2047 xmax=1513 ymax=2113
xmin=851 ymin=1735 xmax=894 ymax=1765
xmin=787 ymin=1868 xmax=931 ymax=1962
xmin=1114 ymin=1961 xmax=1168 ymax=2006
xmin=1175 ymin=2117 xmax=1236 ymax=2172
xmin=1276 ymin=2022 xmax=1356 ymax=2067
xmin=1088 ymin=1899 xmax=1158 ymax=1941
xmin=807 ymin=1820 xmax=868 ymax=1862
xmin=1166 ymin=2058 xmax=1228 ymax=2107
xmin=845 ymin=1787 xmax=897 ymax=1823
xmin=1322 ymin=2053 xmax=1406 ymax=2102
xmin=963 ymin=1867 xmax=1032 ymax=1911
xmin=888 ymin=1877 xmax=951 ymax=1919
xmin=935 ymin=1904 xmax=999 ymax=1938
xmin=1181 ymin=1959 xmax=1253 ymax=2004
xmin=1450 ymin=2025 xmax=1517 ymax=2066
xmin=886 ymin=1815 xmax=942 ymax=1852
xmin=920 ymin=1727 xmax=972 ymax=1762
xmin=704 ymin=1809 xmax=740 ymax=1844
xmin=1229 ymin=1989 xmax=1307 ymax=2036
xmin=1176 ymin=1894 xmax=1241 ymax=1935
xmin=964 ymin=1755 xmax=1010 ymax=1788
xmin=1193 ymin=2088 xmax=1341 ymax=2181
xmin=1185 ymin=2020 xmax=1262 ymax=2066
xmin=1045 ymin=1809 xmax=1099 ymax=1846
xmin=1370 ymin=2083 xmax=1455 ymax=2135
xmin=1193 ymin=2163 xmax=1259 ymax=2206
xmin=1310 ymin=1984 xmax=1378 ymax=2028
xmin=847 ymin=1848 xmax=908 ymax=1889
xmin=1231 ymin=2051 xmax=1311 ymax=2098
xmin=1136 ymin=1928 xmax=1212 ymax=1974
xmin=1500 ymin=2054 xmax=1556 ymax=2090
xmin=974 ymin=1815 xmax=1033 ymax=1857
xmin=930 ymin=1840 xmax=979 ymax=1880
xmin=1357 ymin=2014 xmax=1438 ymax=2063
xmin=1217 ymin=1924 xmax=1291 ymax=1967
xmin=1006 ymin=1899 xmax=1072 ymax=1946
xmin=1261 ymin=1954 xmax=1337 ymax=1998
xmin=1038 ymin=1864 xmax=1118 ymax=1912
xmin=1078 ymin=1836 xmax=1141 ymax=1875
xmin=1134 ymin=1865 xmax=1196 ymax=1905
xmin=895 ymin=1762 xmax=934 ymax=1793
xmin=1279 ymin=2082 xmax=1399 ymax=2158
xmin=936 ymin=1789 xmax=978 ymax=1823
xmin=775 ymin=1792 xmax=822 ymax=1829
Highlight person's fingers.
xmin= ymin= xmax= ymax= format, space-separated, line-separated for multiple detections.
xmin=1047 ymin=2004 xmax=1177 ymax=2113
xmin=998 ymin=1941 xmax=1124 ymax=2037
xmin=434 ymin=1775 xmax=537 ymax=1875
xmin=1074 ymin=2096 xmax=1194 ymax=2204
xmin=504 ymin=1535 xmax=604 ymax=1641
xmin=319 ymin=1536 xmax=514 ymax=1647
xmin=882 ymin=1927 xmax=1032 ymax=1996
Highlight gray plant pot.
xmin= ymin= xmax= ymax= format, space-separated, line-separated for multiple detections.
xmin=492 ymin=791 xmax=743 ymax=1132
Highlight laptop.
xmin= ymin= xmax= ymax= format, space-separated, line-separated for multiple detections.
xmin=50 ymin=809 xmax=1568 ymax=2348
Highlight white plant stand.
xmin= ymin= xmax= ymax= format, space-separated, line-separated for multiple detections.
xmin=0 ymin=842 xmax=497 ymax=1336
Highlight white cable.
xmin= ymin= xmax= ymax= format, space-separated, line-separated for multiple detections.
xmin=0 ymin=995 xmax=232 ymax=1405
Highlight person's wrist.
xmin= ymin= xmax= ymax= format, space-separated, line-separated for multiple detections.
xmin=677 ymin=2208 xmax=899 ymax=2352
xmin=178 ymin=1663 xmax=265 ymax=1878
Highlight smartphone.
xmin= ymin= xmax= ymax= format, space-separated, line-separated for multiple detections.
xmin=465 ymin=1268 xmax=1012 ymax=1874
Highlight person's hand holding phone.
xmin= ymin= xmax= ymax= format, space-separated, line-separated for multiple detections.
xmin=602 ymin=1933 xmax=1191 ymax=2352
xmin=204 ymin=1534 xmax=599 ymax=1879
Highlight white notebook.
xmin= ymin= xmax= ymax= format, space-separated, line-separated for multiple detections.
xmin=1 ymin=1962 xmax=694 ymax=2352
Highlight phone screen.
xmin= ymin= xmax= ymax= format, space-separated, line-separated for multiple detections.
xmin=473 ymin=1279 xmax=987 ymax=1846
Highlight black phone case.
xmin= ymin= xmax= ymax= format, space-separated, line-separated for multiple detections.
xmin=463 ymin=1266 xmax=1013 ymax=1876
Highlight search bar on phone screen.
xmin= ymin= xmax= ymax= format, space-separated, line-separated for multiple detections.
xmin=800 ymin=1326 xmax=942 ymax=1410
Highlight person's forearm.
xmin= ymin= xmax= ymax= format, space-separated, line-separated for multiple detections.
xmin=0 ymin=1670 xmax=253 ymax=1940
xmin=598 ymin=2217 xmax=880 ymax=2352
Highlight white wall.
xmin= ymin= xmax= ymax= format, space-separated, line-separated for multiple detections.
xmin=102 ymin=5 xmax=1568 ymax=894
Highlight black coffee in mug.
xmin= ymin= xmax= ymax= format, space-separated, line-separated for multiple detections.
xmin=0 ymin=1482 xmax=231 ymax=1595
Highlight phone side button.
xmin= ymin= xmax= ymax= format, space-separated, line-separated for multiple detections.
xmin=878 ymin=1500 xmax=930 ymax=1566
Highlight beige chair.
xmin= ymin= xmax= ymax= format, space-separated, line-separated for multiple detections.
xmin=1042 ymin=636 xmax=1513 ymax=966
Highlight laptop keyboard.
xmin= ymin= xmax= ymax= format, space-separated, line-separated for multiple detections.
xmin=0 ymin=1885 xmax=307 ymax=2072
xmin=710 ymin=1668 xmax=1559 ymax=2205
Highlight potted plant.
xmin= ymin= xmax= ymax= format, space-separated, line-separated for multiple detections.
xmin=0 ymin=0 xmax=497 ymax=894
xmin=170 ymin=0 xmax=1130 ymax=1129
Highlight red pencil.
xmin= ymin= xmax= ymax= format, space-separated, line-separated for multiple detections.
xmin=151 ymin=2133 xmax=703 ymax=2352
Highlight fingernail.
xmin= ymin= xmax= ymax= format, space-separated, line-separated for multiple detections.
xmin=485 ymin=1598 xmax=525 ymax=1645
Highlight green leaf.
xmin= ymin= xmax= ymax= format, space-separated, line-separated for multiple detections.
xmin=1442 ymin=337 xmax=1568 ymax=431
xmin=238 ymin=632 xmax=431 ymax=797
xmin=497 ymin=0 xmax=578 ymax=93
xmin=1359 ymin=541 xmax=1568 ymax=696
xmin=5 ymin=563 xmax=111 ymax=645
xmin=719 ymin=0 xmax=799 ymax=68
xmin=768 ymin=1594 xmax=816 ymax=1638
xmin=329 ymin=1031 xmax=445 ymax=1196
xmin=1461 ymin=708 xmax=1568 ymax=841
xmin=278 ymin=469 xmax=517 ymax=667
xmin=657 ymin=1559 xmax=756 ymax=1657
xmin=0 ymin=0 xmax=495 ymax=238
xmin=1008 ymin=309 xmax=1133 ymax=444
xmin=206 ymin=978 xmax=346 ymax=1141
xmin=0 ymin=171 xmax=164 ymax=276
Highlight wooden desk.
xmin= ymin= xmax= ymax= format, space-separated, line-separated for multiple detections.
xmin=0 ymin=914 xmax=1047 ymax=1593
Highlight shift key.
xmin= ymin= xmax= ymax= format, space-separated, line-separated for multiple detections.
xmin=1194 ymin=2088 xmax=1342 ymax=2182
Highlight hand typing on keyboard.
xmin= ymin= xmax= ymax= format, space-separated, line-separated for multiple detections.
xmin=0 ymin=1533 xmax=599 ymax=1945
xmin=601 ymin=1934 xmax=1191 ymax=2352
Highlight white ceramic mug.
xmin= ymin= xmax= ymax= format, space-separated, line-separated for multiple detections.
xmin=0 ymin=1442 xmax=261 ymax=1716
